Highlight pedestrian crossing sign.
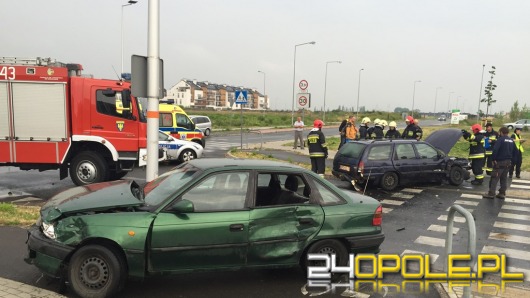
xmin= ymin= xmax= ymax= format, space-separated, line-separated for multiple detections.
xmin=235 ymin=90 xmax=248 ymax=104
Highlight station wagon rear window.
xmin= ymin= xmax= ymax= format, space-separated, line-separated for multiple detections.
xmin=367 ymin=145 xmax=392 ymax=161
xmin=339 ymin=143 xmax=366 ymax=159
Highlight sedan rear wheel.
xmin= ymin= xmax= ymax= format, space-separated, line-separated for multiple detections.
xmin=380 ymin=172 xmax=399 ymax=191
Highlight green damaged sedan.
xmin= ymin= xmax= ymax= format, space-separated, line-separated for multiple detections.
xmin=26 ymin=159 xmax=384 ymax=297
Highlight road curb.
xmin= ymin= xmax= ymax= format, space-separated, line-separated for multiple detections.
xmin=0 ymin=277 xmax=66 ymax=297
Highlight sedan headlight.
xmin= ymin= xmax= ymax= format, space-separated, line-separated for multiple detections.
xmin=42 ymin=222 xmax=56 ymax=240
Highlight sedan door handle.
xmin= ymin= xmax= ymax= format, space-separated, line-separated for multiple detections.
xmin=229 ymin=224 xmax=244 ymax=232
xmin=299 ymin=218 xmax=312 ymax=225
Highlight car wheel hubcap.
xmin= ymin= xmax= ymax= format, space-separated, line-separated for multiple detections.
xmin=77 ymin=161 xmax=97 ymax=183
xmin=183 ymin=151 xmax=194 ymax=161
xmin=79 ymin=257 xmax=109 ymax=289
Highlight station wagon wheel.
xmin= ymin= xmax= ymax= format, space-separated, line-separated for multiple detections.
xmin=204 ymin=128 xmax=211 ymax=136
xmin=304 ymin=239 xmax=348 ymax=269
xmin=68 ymin=245 xmax=127 ymax=298
xmin=179 ymin=149 xmax=197 ymax=163
xmin=448 ymin=166 xmax=465 ymax=186
xmin=380 ymin=172 xmax=399 ymax=191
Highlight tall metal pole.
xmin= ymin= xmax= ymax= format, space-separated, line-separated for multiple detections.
xmin=323 ymin=60 xmax=341 ymax=122
xmin=258 ymin=70 xmax=266 ymax=109
xmin=434 ymin=87 xmax=442 ymax=115
xmin=356 ymin=68 xmax=364 ymax=119
xmin=121 ymin=0 xmax=137 ymax=75
xmin=411 ymin=80 xmax=421 ymax=118
xmin=477 ymin=64 xmax=486 ymax=121
xmin=291 ymin=41 xmax=315 ymax=126
xmin=146 ymin=0 xmax=160 ymax=182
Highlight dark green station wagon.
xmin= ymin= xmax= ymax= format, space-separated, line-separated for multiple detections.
xmin=26 ymin=159 xmax=384 ymax=297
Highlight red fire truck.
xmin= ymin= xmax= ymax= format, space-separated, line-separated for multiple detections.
xmin=0 ymin=57 xmax=152 ymax=185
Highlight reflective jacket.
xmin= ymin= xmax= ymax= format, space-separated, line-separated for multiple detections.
xmin=345 ymin=122 xmax=358 ymax=140
xmin=307 ymin=128 xmax=328 ymax=158
xmin=483 ymin=129 xmax=499 ymax=155
xmin=464 ymin=132 xmax=485 ymax=159
xmin=402 ymin=124 xmax=422 ymax=139
xmin=512 ymin=133 xmax=525 ymax=153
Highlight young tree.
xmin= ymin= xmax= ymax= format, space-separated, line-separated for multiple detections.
xmin=481 ymin=66 xmax=497 ymax=117
xmin=509 ymin=100 xmax=521 ymax=121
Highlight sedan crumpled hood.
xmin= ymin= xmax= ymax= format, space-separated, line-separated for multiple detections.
xmin=425 ymin=128 xmax=462 ymax=155
xmin=41 ymin=180 xmax=143 ymax=222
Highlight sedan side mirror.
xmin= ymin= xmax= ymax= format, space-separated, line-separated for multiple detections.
xmin=171 ymin=199 xmax=194 ymax=213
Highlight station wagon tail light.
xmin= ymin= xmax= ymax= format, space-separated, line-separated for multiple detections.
xmin=358 ymin=161 xmax=365 ymax=175
xmin=372 ymin=205 xmax=383 ymax=226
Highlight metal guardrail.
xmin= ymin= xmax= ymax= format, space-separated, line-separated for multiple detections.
xmin=445 ymin=204 xmax=476 ymax=298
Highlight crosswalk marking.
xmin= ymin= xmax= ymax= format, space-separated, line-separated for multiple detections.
xmin=506 ymin=267 xmax=530 ymax=282
xmin=460 ymin=193 xmax=483 ymax=200
xmin=481 ymin=245 xmax=529 ymax=261
xmin=438 ymin=215 xmax=467 ymax=223
xmin=414 ymin=236 xmax=445 ymax=247
xmin=401 ymin=188 xmax=423 ymax=194
xmin=380 ymin=199 xmax=405 ymax=206
xmin=501 ymin=205 xmax=530 ymax=213
xmin=391 ymin=193 xmax=414 ymax=199
xmin=401 ymin=249 xmax=439 ymax=263
xmin=488 ymin=232 xmax=530 ymax=245
xmin=511 ymin=184 xmax=530 ymax=190
xmin=382 ymin=207 xmax=392 ymax=213
xmin=454 ymin=200 xmax=479 ymax=206
xmin=428 ymin=224 xmax=459 ymax=234
xmin=512 ymin=179 xmax=530 ymax=184
xmin=494 ymin=221 xmax=530 ymax=232
xmin=504 ymin=198 xmax=530 ymax=205
xmin=498 ymin=212 xmax=530 ymax=221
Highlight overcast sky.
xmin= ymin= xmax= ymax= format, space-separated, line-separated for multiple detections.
xmin=2 ymin=0 xmax=529 ymax=114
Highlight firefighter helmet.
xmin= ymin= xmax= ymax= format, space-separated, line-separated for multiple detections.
xmin=406 ymin=116 xmax=414 ymax=123
xmin=471 ymin=124 xmax=482 ymax=133
xmin=361 ymin=117 xmax=371 ymax=124
xmin=374 ymin=118 xmax=381 ymax=126
xmin=380 ymin=120 xmax=388 ymax=127
xmin=313 ymin=119 xmax=324 ymax=128
xmin=389 ymin=121 xmax=397 ymax=128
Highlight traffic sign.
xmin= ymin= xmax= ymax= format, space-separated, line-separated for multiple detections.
xmin=299 ymin=80 xmax=308 ymax=90
xmin=296 ymin=93 xmax=311 ymax=109
xmin=235 ymin=90 xmax=248 ymax=104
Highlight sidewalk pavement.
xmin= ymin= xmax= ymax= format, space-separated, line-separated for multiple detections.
xmin=0 ymin=277 xmax=66 ymax=298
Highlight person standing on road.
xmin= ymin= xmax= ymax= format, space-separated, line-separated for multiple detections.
xmin=359 ymin=117 xmax=371 ymax=139
xmin=307 ymin=119 xmax=328 ymax=178
xmin=483 ymin=123 xmax=499 ymax=175
xmin=385 ymin=121 xmax=401 ymax=139
xmin=293 ymin=116 xmax=305 ymax=149
xmin=483 ymin=127 xmax=518 ymax=199
xmin=414 ymin=119 xmax=423 ymax=140
xmin=344 ymin=115 xmax=358 ymax=143
xmin=509 ymin=127 xmax=525 ymax=178
xmin=462 ymin=124 xmax=486 ymax=185
xmin=338 ymin=116 xmax=348 ymax=149
xmin=402 ymin=116 xmax=421 ymax=140
xmin=367 ymin=118 xmax=379 ymax=139
xmin=372 ymin=119 xmax=385 ymax=139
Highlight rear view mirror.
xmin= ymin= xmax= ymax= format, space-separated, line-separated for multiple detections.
xmin=171 ymin=199 xmax=194 ymax=213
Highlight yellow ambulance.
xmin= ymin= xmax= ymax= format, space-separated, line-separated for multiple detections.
xmin=159 ymin=104 xmax=205 ymax=147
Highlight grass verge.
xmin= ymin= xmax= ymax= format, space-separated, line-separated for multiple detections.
xmin=0 ymin=203 xmax=40 ymax=227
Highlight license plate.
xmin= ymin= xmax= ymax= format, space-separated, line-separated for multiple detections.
xmin=339 ymin=165 xmax=350 ymax=172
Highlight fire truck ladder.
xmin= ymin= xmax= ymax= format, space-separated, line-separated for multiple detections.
xmin=0 ymin=57 xmax=58 ymax=66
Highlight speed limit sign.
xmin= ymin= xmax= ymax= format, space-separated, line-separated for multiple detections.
xmin=296 ymin=93 xmax=310 ymax=109
xmin=299 ymin=80 xmax=308 ymax=90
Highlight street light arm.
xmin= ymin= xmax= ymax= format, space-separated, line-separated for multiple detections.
xmin=291 ymin=41 xmax=316 ymax=125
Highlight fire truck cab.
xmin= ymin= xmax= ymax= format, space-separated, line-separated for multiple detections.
xmin=0 ymin=57 xmax=150 ymax=185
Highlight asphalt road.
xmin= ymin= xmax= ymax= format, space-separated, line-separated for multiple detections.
xmin=2 ymin=120 xmax=529 ymax=297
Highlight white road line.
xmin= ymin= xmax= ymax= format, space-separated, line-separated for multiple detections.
xmin=511 ymin=184 xmax=530 ymax=190
xmin=414 ymin=236 xmax=445 ymax=247
xmin=381 ymin=199 xmax=405 ymax=206
xmin=454 ymin=200 xmax=479 ymax=206
xmin=460 ymin=193 xmax=483 ymax=200
xmin=489 ymin=232 xmax=530 ymax=245
xmin=401 ymin=188 xmax=423 ymax=194
xmin=446 ymin=207 xmax=474 ymax=213
xmin=494 ymin=221 xmax=530 ymax=232
xmin=391 ymin=193 xmax=414 ymax=199
xmin=382 ymin=207 xmax=393 ymax=213
xmin=512 ymin=179 xmax=530 ymax=184
xmin=506 ymin=267 xmax=530 ymax=282
xmin=401 ymin=249 xmax=439 ymax=263
xmin=498 ymin=212 xmax=530 ymax=221
xmin=428 ymin=224 xmax=459 ymax=234
xmin=481 ymin=245 xmax=530 ymax=261
xmin=501 ymin=205 xmax=530 ymax=213
xmin=438 ymin=215 xmax=467 ymax=223
xmin=505 ymin=198 xmax=530 ymax=205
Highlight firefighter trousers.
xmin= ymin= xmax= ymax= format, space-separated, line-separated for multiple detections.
xmin=310 ymin=157 xmax=326 ymax=176
xmin=471 ymin=158 xmax=485 ymax=181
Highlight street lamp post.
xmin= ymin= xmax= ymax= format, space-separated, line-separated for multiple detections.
xmin=411 ymin=80 xmax=421 ymax=118
xmin=323 ymin=60 xmax=341 ymax=122
xmin=356 ymin=68 xmax=364 ymax=119
xmin=258 ymin=70 xmax=266 ymax=109
xmin=477 ymin=64 xmax=486 ymax=121
xmin=434 ymin=87 xmax=442 ymax=116
xmin=121 ymin=0 xmax=138 ymax=75
xmin=291 ymin=41 xmax=316 ymax=126
xmin=447 ymin=92 xmax=454 ymax=118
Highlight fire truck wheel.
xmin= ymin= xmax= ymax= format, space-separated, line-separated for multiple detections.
xmin=70 ymin=152 xmax=109 ymax=186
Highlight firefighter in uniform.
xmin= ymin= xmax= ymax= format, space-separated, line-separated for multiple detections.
xmin=385 ymin=121 xmax=401 ymax=139
xmin=307 ymin=119 xmax=328 ymax=177
xmin=402 ymin=116 xmax=421 ymax=140
xmin=509 ymin=127 xmax=525 ymax=178
xmin=359 ymin=117 xmax=371 ymax=139
xmin=483 ymin=123 xmax=498 ymax=175
xmin=462 ymin=124 xmax=486 ymax=185
xmin=372 ymin=119 xmax=385 ymax=139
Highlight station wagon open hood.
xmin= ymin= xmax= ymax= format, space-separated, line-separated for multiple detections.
xmin=425 ymin=128 xmax=462 ymax=155
xmin=41 ymin=180 xmax=144 ymax=222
